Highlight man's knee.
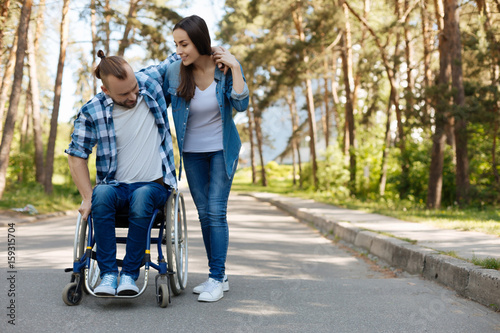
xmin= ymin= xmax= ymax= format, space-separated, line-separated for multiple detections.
xmin=92 ymin=185 xmax=118 ymax=207
xmin=130 ymin=184 xmax=166 ymax=216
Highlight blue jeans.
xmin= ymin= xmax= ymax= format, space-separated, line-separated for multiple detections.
xmin=183 ymin=150 xmax=235 ymax=282
xmin=91 ymin=182 xmax=169 ymax=280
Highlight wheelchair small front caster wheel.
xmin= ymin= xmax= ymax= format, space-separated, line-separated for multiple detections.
xmin=62 ymin=282 xmax=83 ymax=306
xmin=157 ymin=284 xmax=170 ymax=308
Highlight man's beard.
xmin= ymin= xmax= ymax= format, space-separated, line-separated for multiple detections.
xmin=114 ymin=98 xmax=137 ymax=109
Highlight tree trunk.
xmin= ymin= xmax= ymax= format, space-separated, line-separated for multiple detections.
xmin=91 ymin=0 xmax=97 ymax=95
xmin=117 ymin=0 xmax=141 ymax=57
xmin=27 ymin=28 xmax=45 ymax=184
xmin=104 ymin=0 xmax=111 ymax=55
xmin=445 ymin=0 xmax=469 ymax=205
xmin=19 ymin=90 xmax=31 ymax=148
xmin=44 ymin=0 xmax=70 ymax=194
xmin=0 ymin=33 xmax=17 ymax=134
xmin=0 ymin=0 xmax=32 ymax=199
xmin=330 ymin=54 xmax=341 ymax=140
xmin=0 ymin=0 xmax=11 ymax=52
xmin=404 ymin=0 xmax=415 ymax=122
xmin=379 ymin=91 xmax=393 ymax=196
xmin=434 ymin=0 xmax=455 ymax=151
xmin=286 ymin=89 xmax=301 ymax=187
xmin=251 ymin=95 xmax=267 ymax=187
xmin=421 ymin=0 xmax=432 ymax=124
xmin=18 ymin=90 xmax=31 ymax=183
xmin=246 ymin=107 xmax=257 ymax=184
xmin=475 ymin=0 xmax=500 ymax=185
xmin=322 ymin=52 xmax=331 ymax=148
xmin=292 ymin=7 xmax=318 ymax=189
xmin=426 ymin=0 xmax=452 ymax=209
xmin=340 ymin=29 xmax=356 ymax=193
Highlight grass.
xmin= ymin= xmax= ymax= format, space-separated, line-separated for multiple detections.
xmin=233 ymin=169 xmax=500 ymax=237
xmin=471 ymin=255 xmax=500 ymax=270
xmin=0 ymin=181 xmax=81 ymax=215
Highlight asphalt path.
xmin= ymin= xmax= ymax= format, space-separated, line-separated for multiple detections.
xmin=1 ymin=192 xmax=500 ymax=332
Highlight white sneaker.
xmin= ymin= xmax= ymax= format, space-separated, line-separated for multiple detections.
xmin=197 ymin=278 xmax=224 ymax=302
xmin=193 ymin=275 xmax=229 ymax=294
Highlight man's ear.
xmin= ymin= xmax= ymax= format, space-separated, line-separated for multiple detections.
xmin=101 ymin=85 xmax=109 ymax=95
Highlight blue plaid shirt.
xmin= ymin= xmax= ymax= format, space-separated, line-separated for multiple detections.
xmin=65 ymin=54 xmax=180 ymax=188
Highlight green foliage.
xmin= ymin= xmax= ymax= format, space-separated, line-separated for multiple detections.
xmin=471 ymin=255 xmax=500 ymax=271
xmin=0 ymin=181 xmax=81 ymax=214
xmin=233 ymin=163 xmax=500 ymax=237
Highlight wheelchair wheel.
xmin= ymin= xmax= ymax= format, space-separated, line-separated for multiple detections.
xmin=165 ymin=193 xmax=182 ymax=296
xmin=62 ymin=282 xmax=83 ymax=306
xmin=174 ymin=192 xmax=188 ymax=290
xmin=157 ymin=284 xmax=170 ymax=308
xmin=74 ymin=214 xmax=100 ymax=293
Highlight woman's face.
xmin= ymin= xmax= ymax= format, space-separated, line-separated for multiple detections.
xmin=173 ymin=28 xmax=200 ymax=66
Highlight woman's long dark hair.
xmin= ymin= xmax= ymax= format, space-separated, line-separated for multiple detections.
xmin=174 ymin=15 xmax=211 ymax=101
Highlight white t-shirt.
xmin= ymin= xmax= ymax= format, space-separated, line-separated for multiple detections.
xmin=183 ymin=81 xmax=223 ymax=152
xmin=113 ymin=96 xmax=163 ymax=183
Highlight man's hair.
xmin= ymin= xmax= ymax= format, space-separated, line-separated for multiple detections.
xmin=93 ymin=50 xmax=129 ymax=86
xmin=174 ymin=15 xmax=212 ymax=101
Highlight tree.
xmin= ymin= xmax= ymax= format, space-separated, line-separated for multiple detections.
xmin=0 ymin=33 xmax=17 ymax=134
xmin=0 ymin=0 xmax=11 ymax=52
xmin=427 ymin=0 xmax=451 ymax=209
xmin=445 ymin=0 xmax=470 ymax=204
xmin=117 ymin=0 xmax=141 ymax=56
xmin=44 ymin=0 xmax=70 ymax=194
xmin=292 ymin=3 xmax=318 ymax=189
xmin=27 ymin=0 xmax=45 ymax=184
xmin=0 ymin=0 xmax=32 ymax=199
xmin=340 ymin=0 xmax=356 ymax=193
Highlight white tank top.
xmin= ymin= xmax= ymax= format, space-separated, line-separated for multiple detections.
xmin=113 ymin=96 xmax=163 ymax=183
xmin=183 ymin=81 xmax=223 ymax=152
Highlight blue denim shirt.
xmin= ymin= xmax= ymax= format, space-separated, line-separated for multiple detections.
xmin=164 ymin=60 xmax=249 ymax=179
xmin=65 ymin=54 xmax=180 ymax=187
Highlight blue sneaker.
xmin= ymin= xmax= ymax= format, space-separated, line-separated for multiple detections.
xmin=94 ymin=274 xmax=117 ymax=296
xmin=117 ymin=274 xmax=139 ymax=296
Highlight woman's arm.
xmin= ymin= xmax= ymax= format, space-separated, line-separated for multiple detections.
xmin=212 ymin=48 xmax=245 ymax=94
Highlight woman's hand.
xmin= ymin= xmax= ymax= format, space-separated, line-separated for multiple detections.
xmin=212 ymin=47 xmax=239 ymax=75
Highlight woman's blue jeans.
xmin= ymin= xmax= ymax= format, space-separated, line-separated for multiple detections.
xmin=183 ymin=150 xmax=235 ymax=282
xmin=91 ymin=182 xmax=169 ymax=280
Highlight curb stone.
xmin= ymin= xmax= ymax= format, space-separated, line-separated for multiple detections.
xmin=246 ymin=192 xmax=500 ymax=310
xmin=0 ymin=210 xmax=77 ymax=227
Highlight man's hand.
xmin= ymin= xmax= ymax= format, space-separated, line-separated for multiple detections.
xmin=79 ymin=199 xmax=92 ymax=221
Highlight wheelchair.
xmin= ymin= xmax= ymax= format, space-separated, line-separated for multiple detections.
xmin=62 ymin=188 xmax=188 ymax=308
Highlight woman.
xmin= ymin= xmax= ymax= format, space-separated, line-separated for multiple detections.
xmin=164 ymin=15 xmax=249 ymax=302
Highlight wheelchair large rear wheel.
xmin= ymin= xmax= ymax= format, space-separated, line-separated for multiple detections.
xmin=174 ymin=192 xmax=188 ymax=289
xmin=74 ymin=214 xmax=100 ymax=293
xmin=165 ymin=191 xmax=188 ymax=295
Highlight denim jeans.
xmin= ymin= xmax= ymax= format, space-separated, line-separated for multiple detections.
xmin=183 ymin=150 xmax=235 ymax=282
xmin=91 ymin=182 xmax=169 ymax=280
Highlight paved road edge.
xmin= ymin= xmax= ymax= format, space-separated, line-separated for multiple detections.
xmin=246 ymin=192 xmax=500 ymax=311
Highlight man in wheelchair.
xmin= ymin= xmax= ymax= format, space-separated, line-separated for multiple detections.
xmin=65 ymin=51 xmax=178 ymax=296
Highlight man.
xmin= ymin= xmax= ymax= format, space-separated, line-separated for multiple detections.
xmin=65 ymin=50 xmax=178 ymax=296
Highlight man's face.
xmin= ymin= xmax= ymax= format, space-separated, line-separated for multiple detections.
xmin=101 ymin=65 xmax=139 ymax=109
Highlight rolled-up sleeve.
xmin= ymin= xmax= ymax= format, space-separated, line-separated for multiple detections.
xmin=228 ymin=63 xmax=249 ymax=112
xmin=139 ymin=53 xmax=181 ymax=86
xmin=65 ymin=109 xmax=96 ymax=159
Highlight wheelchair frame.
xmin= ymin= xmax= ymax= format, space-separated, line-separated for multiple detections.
xmin=62 ymin=189 xmax=188 ymax=308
